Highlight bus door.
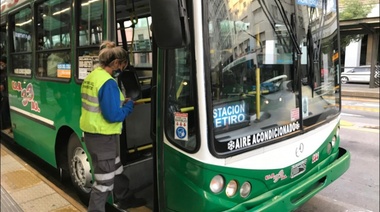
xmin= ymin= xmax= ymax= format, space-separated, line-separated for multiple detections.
xmin=116 ymin=1 xmax=198 ymax=210
xmin=114 ymin=1 xmax=155 ymax=208
xmin=1 ymin=22 xmax=11 ymax=133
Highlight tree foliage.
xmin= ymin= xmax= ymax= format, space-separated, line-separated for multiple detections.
xmin=339 ymin=0 xmax=375 ymax=20
xmin=339 ymin=0 xmax=376 ymax=47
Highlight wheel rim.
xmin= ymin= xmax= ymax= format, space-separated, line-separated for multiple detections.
xmin=341 ymin=77 xmax=348 ymax=84
xmin=70 ymin=147 xmax=92 ymax=193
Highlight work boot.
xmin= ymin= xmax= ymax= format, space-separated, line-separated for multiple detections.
xmin=117 ymin=195 xmax=146 ymax=209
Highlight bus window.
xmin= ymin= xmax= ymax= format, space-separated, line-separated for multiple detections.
xmin=36 ymin=0 xmax=71 ymax=79
xmin=76 ymin=0 xmax=103 ymax=80
xmin=207 ymin=0 xmax=341 ymax=155
xmin=79 ymin=0 xmax=103 ymax=46
xmin=118 ymin=17 xmax=152 ymax=68
xmin=0 ymin=25 xmax=6 ymax=56
xmin=37 ymin=50 xmax=71 ymax=78
xmin=165 ymin=48 xmax=198 ymax=152
xmin=116 ymin=14 xmax=153 ymax=96
xmin=9 ymin=7 xmax=32 ymax=76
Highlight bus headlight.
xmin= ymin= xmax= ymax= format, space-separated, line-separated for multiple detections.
xmin=240 ymin=181 xmax=251 ymax=198
xmin=336 ymin=127 xmax=340 ymax=138
xmin=326 ymin=142 xmax=332 ymax=155
xmin=226 ymin=180 xmax=238 ymax=197
xmin=210 ymin=175 xmax=224 ymax=193
xmin=331 ymin=136 xmax=336 ymax=148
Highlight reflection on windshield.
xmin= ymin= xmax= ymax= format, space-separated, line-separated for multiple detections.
xmin=207 ymin=0 xmax=340 ymax=155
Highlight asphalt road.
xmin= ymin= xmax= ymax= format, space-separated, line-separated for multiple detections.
xmin=297 ymin=97 xmax=379 ymax=212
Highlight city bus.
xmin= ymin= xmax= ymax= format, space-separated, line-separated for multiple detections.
xmin=0 ymin=0 xmax=350 ymax=211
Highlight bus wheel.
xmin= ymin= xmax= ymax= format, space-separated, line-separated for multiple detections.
xmin=68 ymin=133 xmax=92 ymax=205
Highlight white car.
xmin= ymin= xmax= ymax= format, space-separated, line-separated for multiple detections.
xmin=341 ymin=65 xmax=370 ymax=84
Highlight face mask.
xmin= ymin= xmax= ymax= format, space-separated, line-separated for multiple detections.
xmin=112 ymin=69 xmax=122 ymax=78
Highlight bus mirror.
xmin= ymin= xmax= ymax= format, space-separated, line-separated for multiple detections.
xmin=150 ymin=0 xmax=190 ymax=49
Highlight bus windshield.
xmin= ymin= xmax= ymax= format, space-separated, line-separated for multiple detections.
xmin=207 ymin=0 xmax=340 ymax=155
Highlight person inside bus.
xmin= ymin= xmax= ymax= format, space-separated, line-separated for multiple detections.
xmin=80 ymin=41 xmax=145 ymax=211
xmin=47 ymin=43 xmax=69 ymax=77
xmin=0 ymin=56 xmax=11 ymax=132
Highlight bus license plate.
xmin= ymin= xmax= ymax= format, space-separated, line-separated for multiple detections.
xmin=291 ymin=160 xmax=306 ymax=178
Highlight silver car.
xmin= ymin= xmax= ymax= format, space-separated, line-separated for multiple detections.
xmin=341 ymin=65 xmax=370 ymax=84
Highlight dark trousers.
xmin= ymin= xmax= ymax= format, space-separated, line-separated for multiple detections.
xmin=0 ymin=96 xmax=11 ymax=130
xmin=84 ymin=133 xmax=130 ymax=212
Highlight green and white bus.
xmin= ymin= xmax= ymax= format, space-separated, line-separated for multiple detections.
xmin=1 ymin=0 xmax=350 ymax=211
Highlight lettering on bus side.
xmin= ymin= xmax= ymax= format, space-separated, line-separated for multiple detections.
xmin=223 ymin=121 xmax=300 ymax=152
xmin=12 ymin=81 xmax=41 ymax=112
xmin=1 ymin=0 xmax=20 ymax=13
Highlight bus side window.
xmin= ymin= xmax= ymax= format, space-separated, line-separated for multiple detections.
xmin=37 ymin=53 xmax=48 ymax=77
xmin=9 ymin=7 xmax=33 ymax=76
xmin=165 ymin=48 xmax=198 ymax=152
xmin=79 ymin=0 xmax=103 ymax=46
xmin=36 ymin=0 xmax=72 ymax=79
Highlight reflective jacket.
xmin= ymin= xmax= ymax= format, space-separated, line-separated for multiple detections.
xmin=80 ymin=67 xmax=124 ymax=135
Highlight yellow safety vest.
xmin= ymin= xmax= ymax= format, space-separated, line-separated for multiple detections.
xmin=80 ymin=67 xmax=124 ymax=135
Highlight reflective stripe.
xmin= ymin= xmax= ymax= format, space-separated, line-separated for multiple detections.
xmin=81 ymin=93 xmax=99 ymax=104
xmin=114 ymin=156 xmax=123 ymax=175
xmin=82 ymin=102 xmax=101 ymax=113
xmin=95 ymin=172 xmax=115 ymax=181
xmin=93 ymin=182 xmax=114 ymax=192
xmin=115 ymin=156 xmax=121 ymax=164
xmin=80 ymin=67 xmax=124 ymax=134
xmin=115 ymin=165 xmax=123 ymax=175
xmin=94 ymin=157 xmax=124 ymax=181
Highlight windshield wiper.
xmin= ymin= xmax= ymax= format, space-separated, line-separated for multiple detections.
xmin=274 ymin=0 xmax=302 ymax=55
xmin=306 ymin=0 xmax=327 ymax=96
xmin=258 ymin=0 xmax=290 ymax=53
xmin=313 ymin=0 xmax=327 ymax=63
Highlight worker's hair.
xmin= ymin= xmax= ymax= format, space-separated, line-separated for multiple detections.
xmin=98 ymin=41 xmax=128 ymax=67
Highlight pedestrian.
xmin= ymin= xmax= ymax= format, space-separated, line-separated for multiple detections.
xmin=0 ymin=55 xmax=11 ymax=131
xmin=80 ymin=41 xmax=145 ymax=212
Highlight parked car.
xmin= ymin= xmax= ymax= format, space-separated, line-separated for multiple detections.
xmin=341 ymin=65 xmax=370 ymax=84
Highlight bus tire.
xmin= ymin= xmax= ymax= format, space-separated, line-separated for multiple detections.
xmin=67 ymin=133 xmax=92 ymax=205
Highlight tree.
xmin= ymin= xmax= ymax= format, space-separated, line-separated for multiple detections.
xmin=339 ymin=0 xmax=376 ymax=48
xmin=339 ymin=0 xmax=375 ymax=20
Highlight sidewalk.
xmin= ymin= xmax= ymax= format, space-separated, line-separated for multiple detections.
xmin=341 ymin=85 xmax=379 ymax=99
xmin=1 ymin=143 xmax=87 ymax=212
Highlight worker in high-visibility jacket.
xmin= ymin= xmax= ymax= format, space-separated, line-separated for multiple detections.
xmin=80 ymin=40 xmax=145 ymax=212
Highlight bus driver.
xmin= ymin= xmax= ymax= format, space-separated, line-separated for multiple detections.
xmin=80 ymin=41 xmax=145 ymax=211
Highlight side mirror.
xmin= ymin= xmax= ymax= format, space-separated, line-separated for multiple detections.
xmin=150 ymin=0 xmax=190 ymax=49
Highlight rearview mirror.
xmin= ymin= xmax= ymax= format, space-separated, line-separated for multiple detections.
xmin=150 ymin=0 xmax=190 ymax=49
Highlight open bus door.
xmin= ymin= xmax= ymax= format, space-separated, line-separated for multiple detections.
xmin=98 ymin=1 xmax=194 ymax=210
xmin=112 ymin=1 xmax=158 ymax=209
xmin=113 ymin=0 xmax=192 ymax=209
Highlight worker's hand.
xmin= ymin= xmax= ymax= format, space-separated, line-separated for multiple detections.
xmin=123 ymin=98 xmax=134 ymax=113
xmin=124 ymin=98 xmax=134 ymax=104
xmin=0 ymin=84 xmax=4 ymax=91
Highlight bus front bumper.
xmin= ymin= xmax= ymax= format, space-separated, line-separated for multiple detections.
xmin=230 ymin=147 xmax=351 ymax=212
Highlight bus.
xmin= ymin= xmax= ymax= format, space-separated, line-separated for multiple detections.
xmin=1 ymin=0 xmax=350 ymax=211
